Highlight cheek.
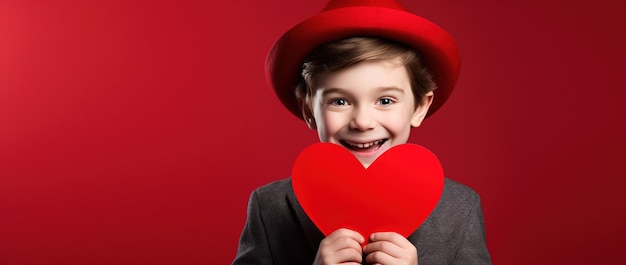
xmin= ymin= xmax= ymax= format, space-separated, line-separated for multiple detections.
xmin=383 ymin=112 xmax=413 ymax=134
xmin=321 ymin=113 xmax=345 ymax=131
xmin=316 ymin=111 xmax=345 ymax=140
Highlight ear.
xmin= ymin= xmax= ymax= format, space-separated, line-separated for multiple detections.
xmin=298 ymin=97 xmax=317 ymax=130
xmin=411 ymin=92 xmax=434 ymax=128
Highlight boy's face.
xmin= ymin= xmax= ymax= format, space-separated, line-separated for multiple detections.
xmin=303 ymin=58 xmax=433 ymax=168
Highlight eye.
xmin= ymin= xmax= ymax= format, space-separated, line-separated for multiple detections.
xmin=329 ymin=98 xmax=348 ymax=106
xmin=378 ymin=97 xmax=395 ymax=105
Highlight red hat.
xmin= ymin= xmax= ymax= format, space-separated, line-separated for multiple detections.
xmin=266 ymin=0 xmax=461 ymax=119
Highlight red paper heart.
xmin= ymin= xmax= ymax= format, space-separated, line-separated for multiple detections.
xmin=292 ymin=143 xmax=444 ymax=241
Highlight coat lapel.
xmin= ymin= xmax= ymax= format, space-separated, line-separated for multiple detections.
xmin=286 ymin=179 xmax=325 ymax=253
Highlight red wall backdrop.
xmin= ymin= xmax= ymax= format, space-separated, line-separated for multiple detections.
xmin=1 ymin=0 xmax=624 ymax=264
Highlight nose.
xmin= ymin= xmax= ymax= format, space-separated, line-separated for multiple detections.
xmin=349 ymin=106 xmax=376 ymax=131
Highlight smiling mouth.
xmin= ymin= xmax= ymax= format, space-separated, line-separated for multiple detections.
xmin=340 ymin=139 xmax=388 ymax=152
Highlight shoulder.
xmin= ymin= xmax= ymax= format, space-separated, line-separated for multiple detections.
xmin=441 ymin=178 xmax=480 ymax=204
xmin=252 ymin=178 xmax=293 ymax=199
xmin=247 ymin=178 xmax=295 ymax=215
xmin=427 ymin=178 xmax=482 ymax=227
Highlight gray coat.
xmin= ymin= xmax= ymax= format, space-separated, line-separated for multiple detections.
xmin=233 ymin=178 xmax=491 ymax=264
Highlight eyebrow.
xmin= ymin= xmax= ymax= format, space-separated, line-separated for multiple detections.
xmin=321 ymin=86 xmax=406 ymax=96
xmin=376 ymin=86 xmax=406 ymax=94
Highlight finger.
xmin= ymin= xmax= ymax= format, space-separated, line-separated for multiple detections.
xmin=369 ymin=232 xmax=413 ymax=248
xmin=363 ymin=240 xmax=404 ymax=258
xmin=316 ymin=243 xmax=362 ymax=264
xmin=364 ymin=233 xmax=417 ymax=264
xmin=364 ymin=250 xmax=395 ymax=265
xmin=317 ymin=229 xmax=365 ymax=264
xmin=329 ymin=247 xmax=363 ymax=264
xmin=326 ymin=228 xmax=365 ymax=243
xmin=321 ymin=234 xmax=363 ymax=254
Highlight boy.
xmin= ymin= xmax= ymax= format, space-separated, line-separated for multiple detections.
xmin=233 ymin=0 xmax=491 ymax=264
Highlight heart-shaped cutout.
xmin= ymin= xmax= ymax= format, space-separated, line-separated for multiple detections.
xmin=292 ymin=143 xmax=444 ymax=241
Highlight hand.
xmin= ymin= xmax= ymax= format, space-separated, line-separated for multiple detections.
xmin=313 ymin=228 xmax=365 ymax=265
xmin=363 ymin=232 xmax=418 ymax=265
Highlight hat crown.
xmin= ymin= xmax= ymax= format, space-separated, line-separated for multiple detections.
xmin=322 ymin=0 xmax=407 ymax=12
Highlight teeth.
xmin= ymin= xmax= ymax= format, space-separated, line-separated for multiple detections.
xmin=346 ymin=139 xmax=384 ymax=149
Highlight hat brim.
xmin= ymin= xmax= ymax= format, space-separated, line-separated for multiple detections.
xmin=266 ymin=6 xmax=461 ymax=120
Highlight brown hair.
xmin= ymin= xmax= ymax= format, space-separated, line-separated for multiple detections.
xmin=296 ymin=37 xmax=436 ymax=110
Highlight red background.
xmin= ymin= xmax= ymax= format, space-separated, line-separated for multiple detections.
xmin=1 ymin=0 xmax=624 ymax=264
